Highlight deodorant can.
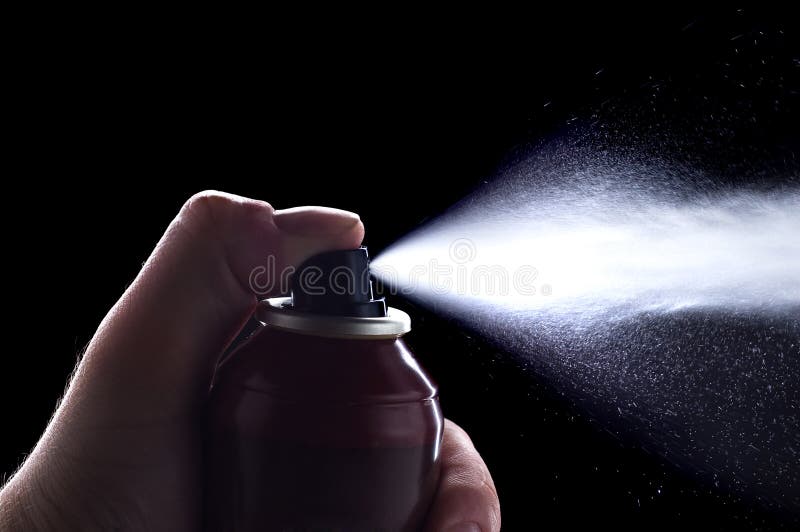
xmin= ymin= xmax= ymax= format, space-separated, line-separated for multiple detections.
xmin=204 ymin=247 xmax=443 ymax=531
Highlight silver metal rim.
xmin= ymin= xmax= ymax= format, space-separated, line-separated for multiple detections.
xmin=256 ymin=297 xmax=411 ymax=339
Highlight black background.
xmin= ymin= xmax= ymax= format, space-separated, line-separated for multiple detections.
xmin=4 ymin=7 xmax=798 ymax=531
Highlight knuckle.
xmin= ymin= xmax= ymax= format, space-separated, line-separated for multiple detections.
xmin=179 ymin=191 xmax=272 ymax=233
xmin=180 ymin=190 xmax=231 ymax=225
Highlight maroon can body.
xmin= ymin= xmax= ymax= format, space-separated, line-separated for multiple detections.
xmin=204 ymin=322 xmax=443 ymax=531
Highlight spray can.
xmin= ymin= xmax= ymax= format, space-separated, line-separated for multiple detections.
xmin=204 ymin=247 xmax=443 ymax=531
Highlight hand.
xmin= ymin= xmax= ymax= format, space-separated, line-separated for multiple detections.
xmin=0 ymin=192 xmax=501 ymax=531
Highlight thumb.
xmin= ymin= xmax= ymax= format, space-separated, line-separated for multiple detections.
xmin=53 ymin=190 xmax=364 ymax=434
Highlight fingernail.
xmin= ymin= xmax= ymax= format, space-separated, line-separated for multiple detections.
xmin=445 ymin=523 xmax=481 ymax=532
xmin=273 ymin=206 xmax=361 ymax=236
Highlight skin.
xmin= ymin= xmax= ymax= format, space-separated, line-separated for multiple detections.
xmin=0 ymin=191 xmax=501 ymax=531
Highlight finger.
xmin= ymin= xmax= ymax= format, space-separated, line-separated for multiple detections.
xmin=425 ymin=420 xmax=501 ymax=532
xmin=3 ymin=192 xmax=364 ymax=528
xmin=58 ymin=191 xmax=364 ymax=428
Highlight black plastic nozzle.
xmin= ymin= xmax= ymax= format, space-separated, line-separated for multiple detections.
xmin=290 ymin=247 xmax=387 ymax=317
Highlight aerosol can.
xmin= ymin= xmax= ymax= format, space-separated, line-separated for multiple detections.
xmin=205 ymin=247 xmax=443 ymax=531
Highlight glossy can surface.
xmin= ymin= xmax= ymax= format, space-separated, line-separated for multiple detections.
xmin=204 ymin=324 xmax=443 ymax=531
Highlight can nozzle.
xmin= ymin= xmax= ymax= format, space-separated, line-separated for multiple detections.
xmin=289 ymin=247 xmax=387 ymax=317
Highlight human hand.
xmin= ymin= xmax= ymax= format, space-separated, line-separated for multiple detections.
xmin=0 ymin=191 xmax=500 ymax=531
